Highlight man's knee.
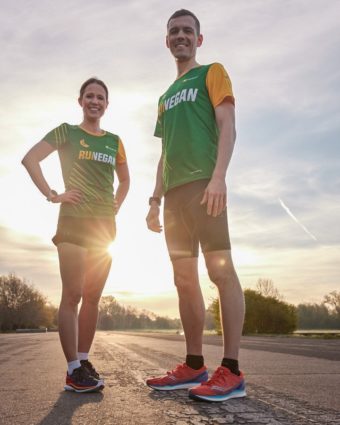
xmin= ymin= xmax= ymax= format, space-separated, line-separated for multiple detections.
xmin=174 ymin=270 xmax=191 ymax=289
xmin=173 ymin=268 xmax=199 ymax=295
xmin=206 ymin=254 xmax=236 ymax=288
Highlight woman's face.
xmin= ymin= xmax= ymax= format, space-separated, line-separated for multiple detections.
xmin=78 ymin=83 xmax=108 ymax=121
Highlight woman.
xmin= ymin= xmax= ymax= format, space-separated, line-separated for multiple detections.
xmin=22 ymin=78 xmax=130 ymax=393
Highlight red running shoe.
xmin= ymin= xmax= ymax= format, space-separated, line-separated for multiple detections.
xmin=146 ymin=363 xmax=208 ymax=390
xmin=189 ymin=366 xmax=246 ymax=402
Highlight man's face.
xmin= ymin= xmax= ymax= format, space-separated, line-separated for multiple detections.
xmin=166 ymin=15 xmax=203 ymax=62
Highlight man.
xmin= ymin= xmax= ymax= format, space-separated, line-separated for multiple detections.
xmin=146 ymin=9 xmax=246 ymax=402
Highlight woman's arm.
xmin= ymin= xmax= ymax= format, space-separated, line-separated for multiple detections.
xmin=114 ymin=161 xmax=130 ymax=214
xmin=22 ymin=140 xmax=82 ymax=204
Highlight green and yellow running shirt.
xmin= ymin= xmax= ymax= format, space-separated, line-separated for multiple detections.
xmin=154 ymin=63 xmax=234 ymax=193
xmin=43 ymin=123 xmax=126 ymax=217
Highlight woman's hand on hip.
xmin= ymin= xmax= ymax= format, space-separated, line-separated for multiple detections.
xmin=52 ymin=189 xmax=83 ymax=204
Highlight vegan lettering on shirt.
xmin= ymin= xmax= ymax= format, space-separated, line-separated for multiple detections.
xmin=164 ymin=88 xmax=198 ymax=111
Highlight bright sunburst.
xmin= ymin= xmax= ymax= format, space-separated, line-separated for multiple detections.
xmin=107 ymin=242 xmax=115 ymax=257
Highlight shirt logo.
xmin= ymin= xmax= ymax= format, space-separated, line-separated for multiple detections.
xmin=79 ymin=150 xmax=115 ymax=165
xmin=105 ymin=145 xmax=116 ymax=152
xmin=182 ymin=76 xmax=198 ymax=82
xmin=80 ymin=139 xmax=89 ymax=148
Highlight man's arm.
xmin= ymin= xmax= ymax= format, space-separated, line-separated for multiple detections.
xmin=200 ymin=100 xmax=236 ymax=217
xmin=146 ymin=151 xmax=164 ymax=233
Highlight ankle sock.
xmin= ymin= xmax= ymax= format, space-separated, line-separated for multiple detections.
xmin=67 ymin=359 xmax=81 ymax=375
xmin=78 ymin=352 xmax=89 ymax=361
xmin=221 ymin=358 xmax=240 ymax=376
xmin=186 ymin=354 xmax=204 ymax=370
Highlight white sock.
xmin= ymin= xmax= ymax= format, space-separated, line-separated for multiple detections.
xmin=68 ymin=359 xmax=81 ymax=375
xmin=78 ymin=352 xmax=89 ymax=361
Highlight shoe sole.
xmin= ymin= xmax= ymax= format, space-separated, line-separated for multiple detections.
xmin=64 ymin=382 xmax=104 ymax=393
xmin=147 ymin=382 xmax=206 ymax=391
xmin=189 ymin=388 xmax=247 ymax=402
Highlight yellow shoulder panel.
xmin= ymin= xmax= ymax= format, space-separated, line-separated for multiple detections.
xmin=117 ymin=138 xmax=127 ymax=164
xmin=206 ymin=63 xmax=235 ymax=108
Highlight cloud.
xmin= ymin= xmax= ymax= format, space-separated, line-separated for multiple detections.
xmin=1 ymin=0 xmax=339 ymax=316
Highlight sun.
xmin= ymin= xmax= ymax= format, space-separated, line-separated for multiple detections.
xmin=107 ymin=242 xmax=115 ymax=257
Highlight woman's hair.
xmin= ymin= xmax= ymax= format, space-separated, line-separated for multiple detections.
xmin=79 ymin=77 xmax=109 ymax=100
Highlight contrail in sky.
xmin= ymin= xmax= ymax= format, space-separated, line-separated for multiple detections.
xmin=278 ymin=198 xmax=317 ymax=241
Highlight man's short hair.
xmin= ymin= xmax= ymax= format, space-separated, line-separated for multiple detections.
xmin=167 ymin=9 xmax=200 ymax=35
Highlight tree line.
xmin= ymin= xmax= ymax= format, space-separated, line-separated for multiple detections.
xmin=1 ymin=274 xmax=339 ymax=333
xmin=97 ymin=295 xmax=181 ymax=330
xmin=0 ymin=274 xmax=57 ymax=331
xmin=210 ymin=279 xmax=340 ymax=334
xmin=0 ymin=274 xmax=180 ymax=332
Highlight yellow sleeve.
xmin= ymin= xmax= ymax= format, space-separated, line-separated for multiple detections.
xmin=116 ymin=138 xmax=127 ymax=164
xmin=206 ymin=63 xmax=235 ymax=108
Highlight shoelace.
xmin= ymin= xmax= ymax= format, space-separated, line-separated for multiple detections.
xmin=205 ymin=367 xmax=230 ymax=387
xmin=81 ymin=360 xmax=100 ymax=379
xmin=82 ymin=360 xmax=96 ymax=375
xmin=72 ymin=366 xmax=91 ymax=382
xmin=167 ymin=363 xmax=187 ymax=377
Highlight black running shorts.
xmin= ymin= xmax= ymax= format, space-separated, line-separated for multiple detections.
xmin=164 ymin=179 xmax=231 ymax=261
xmin=52 ymin=216 xmax=116 ymax=251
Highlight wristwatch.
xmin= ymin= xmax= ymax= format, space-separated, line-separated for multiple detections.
xmin=46 ymin=189 xmax=58 ymax=202
xmin=149 ymin=196 xmax=161 ymax=206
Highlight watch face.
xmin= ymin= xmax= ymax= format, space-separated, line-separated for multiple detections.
xmin=149 ymin=197 xmax=161 ymax=206
xmin=47 ymin=190 xmax=58 ymax=201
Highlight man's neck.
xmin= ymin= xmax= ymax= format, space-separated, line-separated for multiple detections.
xmin=176 ymin=58 xmax=200 ymax=79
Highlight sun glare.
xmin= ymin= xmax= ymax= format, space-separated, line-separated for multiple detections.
xmin=107 ymin=242 xmax=115 ymax=257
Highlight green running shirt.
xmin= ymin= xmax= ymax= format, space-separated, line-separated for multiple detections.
xmin=43 ymin=123 xmax=126 ymax=217
xmin=154 ymin=63 xmax=234 ymax=193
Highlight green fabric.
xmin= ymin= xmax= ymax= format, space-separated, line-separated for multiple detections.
xmin=44 ymin=123 xmax=119 ymax=217
xmin=155 ymin=65 xmax=218 ymax=193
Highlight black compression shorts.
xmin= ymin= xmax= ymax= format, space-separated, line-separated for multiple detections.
xmin=164 ymin=179 xmax=231 ymax=261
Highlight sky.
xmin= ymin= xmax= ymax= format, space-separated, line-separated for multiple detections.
xmin=1 ymin=0 xmax=339 ymax=318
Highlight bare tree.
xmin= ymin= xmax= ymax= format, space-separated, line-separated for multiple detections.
xmin=0 ymin=273 xmax=54 ymax=331
xmin=256 ymin=278 xmax=283 ymax=301
xmin=323 ymin=291 xmax=340 ymax=317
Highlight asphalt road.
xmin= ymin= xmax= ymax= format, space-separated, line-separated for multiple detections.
xmin=0 ymin=331 xmax=339 ymax=425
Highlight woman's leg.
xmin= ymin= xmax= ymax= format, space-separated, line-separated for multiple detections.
xmin=57 ymin=242 xmax=87 ymax=362
xmin=78 ymin=249 xmax=112 ymax=354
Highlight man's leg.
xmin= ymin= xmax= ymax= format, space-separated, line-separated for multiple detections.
xmin=57 ymin=242 xmax=87 ymax=362
xmin=204 ymin=249 xmax=244 ymax=359
xmin=172 ymin=257 xmax=205 ymax=356
xmin=146 ymin=182 xmax=209 ymax=390
xmin=146 ymin=256 xmax=209 ymax=390
xmin=188 ymin=249 xmax=246 ymax=401
xmin=78 ymin=249 xmax=112 ymax=354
